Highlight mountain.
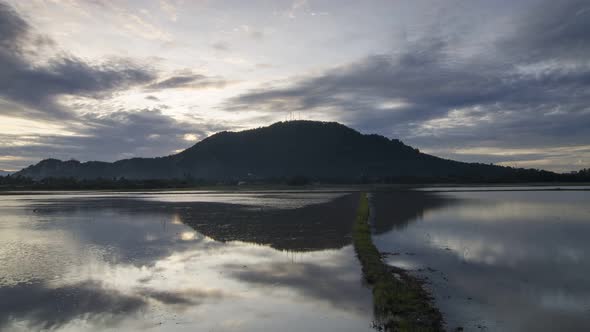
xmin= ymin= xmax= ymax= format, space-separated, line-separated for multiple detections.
xmin=0 ymin=170 xmax=11 ymax=176
xmin=14 ymin=120 xmax=552 ymax=182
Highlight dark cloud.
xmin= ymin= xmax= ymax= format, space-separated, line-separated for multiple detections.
xmin=501 ymin=0 xmax=590 ymax=62
xmin=0 ymin=1 xmax=27 ymax=47
xmin=211 ymin=41 xmax=230 ymax=51
xmin=145 ymin=95 xmax=160 ymax=101
xmin=225 ymin=0 xmax=590 ymax=171
xmin=227 ymin=47 xmax=590 ymax=146
xmin=2 ymin=0 xmax=589 ymax=172
xmin=0 ymin=2 xmax=237 ymax=170
xmin=0 ymin=2 xmax=156 ymax=120
xmin=0 ymin=108 xmax=228 ymax=170
xmin=146 ymin=73 xmax=230 ymax=90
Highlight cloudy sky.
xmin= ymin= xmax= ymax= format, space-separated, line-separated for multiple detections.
xmin=0 ymin=0 xmax=589 ymax=172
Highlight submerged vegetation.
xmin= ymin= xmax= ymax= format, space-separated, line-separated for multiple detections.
xmin=353 ymin=193 xmax=443 ymax=332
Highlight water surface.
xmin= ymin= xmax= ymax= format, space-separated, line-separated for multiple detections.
xmin=372 ymin=189 xmax=590 ymax=331
xmin=0 ymin=191 xmax=374 ymax=331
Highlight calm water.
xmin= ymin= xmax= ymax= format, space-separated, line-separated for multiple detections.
xmin=372 ymin=189 xmax=590 ymax=331
xmin=0 ymin=191 xmax=374 ymax=332
xmin=3 ymin=189 xmax=589 ymax=332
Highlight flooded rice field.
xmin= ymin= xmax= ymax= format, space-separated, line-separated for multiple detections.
xmin=1 ymin=188 xmax=589 ymax=331
xmin=372 ymin=189 xmax=590 ymax=331
xmin=0 ymin=191 xmax=374 ymax=331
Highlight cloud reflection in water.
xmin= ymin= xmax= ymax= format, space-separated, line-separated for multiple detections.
xmin=0 ymin=191 xmax=373 ymax=331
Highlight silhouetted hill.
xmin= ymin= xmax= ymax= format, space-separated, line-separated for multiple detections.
xmin=14 ymin=120 xmax=558 ymax=182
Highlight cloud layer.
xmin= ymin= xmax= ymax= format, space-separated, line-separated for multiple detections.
xmin=146 ymin=73 xmax=230 ymax=90
xmin=226 ymin=0 xmax=590 ymax=171
xmin=0 ymin=2 xmax=156 ymax=120
xmin=0 ymin=108 xmax=217 ymax=170
xmin=0 ymin=2 xmax=229 ymax=170
xmin=1 ymin=0 xmax=589 ymax=172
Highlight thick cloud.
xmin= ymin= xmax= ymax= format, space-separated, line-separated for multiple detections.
xmin=0 ymin=1 xmax=26 ymax=47
xmin=0 ymin=2 xmax=229 ymax=125
xmin=211 ymin=41 xmax=231 ymax=52
xmin=0 ymin=2 xmax=156 ymax=120
xmin=0 ymin=109 xmax=225 ymax=170
xmin=500 ymin=0 xmax=590 ymax=62
xmin=0 ymin=2 xmax=235 ymax=171
xmin=0 ymin=1 xmax=232 ymax=118
xmin=2 ymin=0 xmax=589 ymax=172
xmin=146 ymin=73 xmax=230 ymax=90
xmin=226 ymin=0 xmax=590 ymax=171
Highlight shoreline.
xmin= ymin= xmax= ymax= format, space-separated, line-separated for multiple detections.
xmin=0 ymin=182 xmax=589 ymax=194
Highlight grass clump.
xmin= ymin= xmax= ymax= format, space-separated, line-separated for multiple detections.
xmin=353 ymin=193 xmax=443 ymax=332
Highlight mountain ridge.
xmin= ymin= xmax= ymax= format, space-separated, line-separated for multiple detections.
xmin=14 ymin=120 xmax=553 ymax=181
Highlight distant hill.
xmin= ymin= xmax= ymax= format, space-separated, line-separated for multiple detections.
xmin=0 ymin=170 xmax=11 ymax=176
xmin=14 ymin=121 xmax=556 ymax=182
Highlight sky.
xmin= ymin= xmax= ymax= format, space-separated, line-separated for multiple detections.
xmin=0 ymin=0 xmax=589 ymax=173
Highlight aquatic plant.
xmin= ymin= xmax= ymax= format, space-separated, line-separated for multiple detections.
xmin=353 ymin=193 xmax=443 ymax=332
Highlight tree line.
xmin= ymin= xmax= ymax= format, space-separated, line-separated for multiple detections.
xmin=0 ymin=168 xmax=589 ymax=190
